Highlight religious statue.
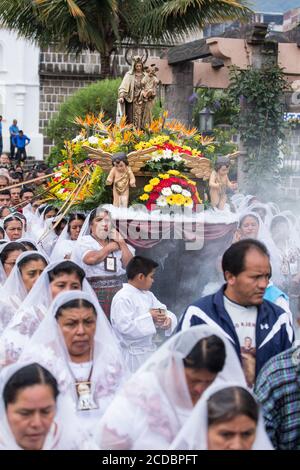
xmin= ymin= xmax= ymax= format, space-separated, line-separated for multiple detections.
xmin=209 ymin=156 xmax=238 ymax=210
xmin=117 ymin=55 xmax=146 ymax=129
xmin=141 ymin=64 xmax=160 ymax=126
xmin=106 ymin=153 xmax=136 ymax=208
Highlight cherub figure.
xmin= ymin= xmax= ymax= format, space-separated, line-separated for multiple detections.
xmin=106 ymin=153 xmax=136 ymax=208
xmin=209 ymin=156 xmax=237 ymax=210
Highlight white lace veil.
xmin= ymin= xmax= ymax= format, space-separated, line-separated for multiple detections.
xmin=0 ymin=261 xmax=98 ymax=368
xmin=19 ymin=290 xmax=127 ymax=413
xmin=0 ymin=362 xmax=95 ymax=450
xmin=2 ymin=251 xmax=49 ymax=305
xmin=169 ymin=382 xmax=273 ymax=450
xmin=238 ymin=211 xmax=282 ymax=283
xmin=97 ymin=326 xmax=246 ymax=449
xmin=3 ymin=214 xmax=25 ymax=241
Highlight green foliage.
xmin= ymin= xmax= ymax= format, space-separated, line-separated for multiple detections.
xmin=76 ymin=172 xmax=111 ymax=211
xmin=46 ymin=78 xmax=121 ymax=165
xmin=192 ymin=88 xmax=239 ymax=127
xmin=229 ymin=65 xmax=290 ymax=197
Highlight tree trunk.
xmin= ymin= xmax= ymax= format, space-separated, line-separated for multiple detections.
xmin=100 ymin=53 xmax=112 ymax=79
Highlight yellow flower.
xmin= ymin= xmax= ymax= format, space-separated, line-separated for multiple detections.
xmin=166 ymin=195 xmax=176 ymax=205
xmin=173 ymin=194 xmax=185 ymax=205
xmin=140 ymin=193 xmax=149 ymax=201
xmin=144 ymin=184 xmax=154 ymax=193
xmin=184 ymin=197 xmax=193 ymax=207
xmin=149 ymin=177 xmax=160 ymax=186
xmin=159 ymin=174 xmax=169 ymax=180
xmin=167 ymin=170 xmax=180 ymax=176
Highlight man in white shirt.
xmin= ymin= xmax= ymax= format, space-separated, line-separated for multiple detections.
xmin=111 ymin=256 xmax=177 ymax=372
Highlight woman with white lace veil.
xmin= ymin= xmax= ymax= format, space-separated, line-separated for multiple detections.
xmin=169 ymin=382 xmax=273 ymax=450
xmin=96 ymin=325 xmax=246 ymax=450
xmin=0 ymin=241 xmax=26 ymax=286
xmin=3 ymin=215 xmax=24 ymax=241
xmin=0 ymin=251 xmax=48 ymax=337
xmin=51 ymin=213 xmax=86 ymax=262
xmin=0 ymin=362 xmax=97 ymax=450
xmin=0 ymin=260 xmax=96 ymax=368
xmin=72 ymin=207 xmax=134 ymax=317
xmin=233 ymin=211 xmax=282 ymax=284
xmin=20 ymin=291 xmax=127 ymax=433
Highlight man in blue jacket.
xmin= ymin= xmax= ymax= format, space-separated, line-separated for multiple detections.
xmin=178 ymin=239 xmax=294 ymax=387
xmin=13 ymin=130 xmax=30 ymax=165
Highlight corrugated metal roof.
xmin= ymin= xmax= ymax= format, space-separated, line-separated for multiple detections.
xmin=250 ymin=1 xmax=300 ymax=13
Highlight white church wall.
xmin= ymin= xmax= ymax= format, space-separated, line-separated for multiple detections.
xmin=0 ymin=29 xmax=43 ymax=159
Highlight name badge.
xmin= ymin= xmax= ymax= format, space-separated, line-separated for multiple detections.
xmin=105 ymin=255 xmax=117 ymax=273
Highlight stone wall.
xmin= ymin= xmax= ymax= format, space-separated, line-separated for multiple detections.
xmin=39 ymin=45 xmax=168 ymax=156
xmin=281 ymin=127 xmax=300 ymax=200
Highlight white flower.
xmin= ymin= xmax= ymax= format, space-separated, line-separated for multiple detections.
xmin=102 ymin=138 xmax=112 ymax=145
xmin=163 ymin=149 xmax=173 ymax=160
xmin=161 ymin=187 xmax=173 ymax=196
xmin=182 ymin=189 xmax=191 ymax=197
xmin=88 ymin=136 xmax=99 ymax=145
xmin=156 ymin=196 xmax=168 ymax=207
xmin=151 ymin=156 xmax=161 ymax=162
xmin=173 ymin=155 xmax=183 ymax=162
xmin=72 ymin=134 xmax=83 ymax=143
xmin=171 ymin=184 xmax=182 ymax=193
xmin=54 ymin=172 xmax=62 ymax=178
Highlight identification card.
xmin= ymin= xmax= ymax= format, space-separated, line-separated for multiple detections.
xmin=105 ymin=255 xmax=117 ymax=272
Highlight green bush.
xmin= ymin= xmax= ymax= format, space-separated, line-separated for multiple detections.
xmin=46 ymin=78 xmax=121 ymax=162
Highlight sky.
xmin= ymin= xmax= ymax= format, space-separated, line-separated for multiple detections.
xmin=250 ymin=0 xmax=300 ymax=13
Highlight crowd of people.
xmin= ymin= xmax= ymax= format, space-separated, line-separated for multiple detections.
xmin=0 ymin=162 xmax=299 ymax=451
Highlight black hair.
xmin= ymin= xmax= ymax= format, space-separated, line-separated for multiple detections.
xmin=0 ymin=226 xmax=4 ymax=238
xmin=19 ymin=241 xmax=37 ymax=251
xmin=183 ymin=335 xmax=226 ymax=373
xmin=20 ymin=187 xmax=34 ymax=199
xmin=47 ymin=261 xmax=85 ymax=285
xmin=17 ymin=253 xmax=48 ymax=271
xmin=238 ymin=213 xmax=259 ymax=229
xmin=0 ymin=242 xmax=26 ymax=263
xmin=54 ymin=217 xmax=67 ymax=236
xmin=126 ymin=255 xmax=158 ymax=280
xmin=207 ymin=386 xmax=259 ymax=426
xmin=89 ymin=208 xmax=109 ymax=226
xmin=3 ymin=363 xmax=59 ymax=408
xmin=43 ymin=205 xmax=58 ymax=218
xmin=222 ymin=239 xmax=270 ymax=277
xmin=0 ymin=189 xmax=11 ymax=197
xmin=3 ymin=216 xmax=23 ymax=230
xmin=55 ymin=298 xmax=97 ymax=319
xmin=9 ymin=172 xmax=23 ymax=182
xmin=67 ymin=213 xmax=86 ymax=233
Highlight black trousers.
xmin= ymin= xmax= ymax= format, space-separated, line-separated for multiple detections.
xmin=10 ymin=137 xmax=16 ymax=158
xmin=16 ymin=147 xmax=27 ymax=163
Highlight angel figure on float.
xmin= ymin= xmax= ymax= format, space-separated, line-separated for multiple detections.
xmin=209 ymin=156 xmax=238 ymax=210
xmin=82 ymin=145 xmax=157 ymax=207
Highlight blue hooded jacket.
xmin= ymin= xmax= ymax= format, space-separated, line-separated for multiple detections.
xmin=177 ymin=285 xmax=294 ymax=377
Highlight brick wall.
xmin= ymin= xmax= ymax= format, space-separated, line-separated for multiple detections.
xmin=39 ymin=45 xmax=168 ymax=157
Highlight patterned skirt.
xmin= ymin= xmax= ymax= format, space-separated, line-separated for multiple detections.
xmin=87 ymin=274 xmax=126 ymax=320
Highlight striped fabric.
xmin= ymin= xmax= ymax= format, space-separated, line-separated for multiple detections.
xmin=255 ymin=346 xmax=300 ymax=450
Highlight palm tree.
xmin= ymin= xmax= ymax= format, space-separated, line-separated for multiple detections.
xmin=0 ymin=0 xmax=251 ymax=78
xmin=136 ymin=0 xmax=252 ymax=42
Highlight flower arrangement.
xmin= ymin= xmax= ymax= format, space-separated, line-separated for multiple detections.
xmin=139 ymin=170 xmax=202 ymax=211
